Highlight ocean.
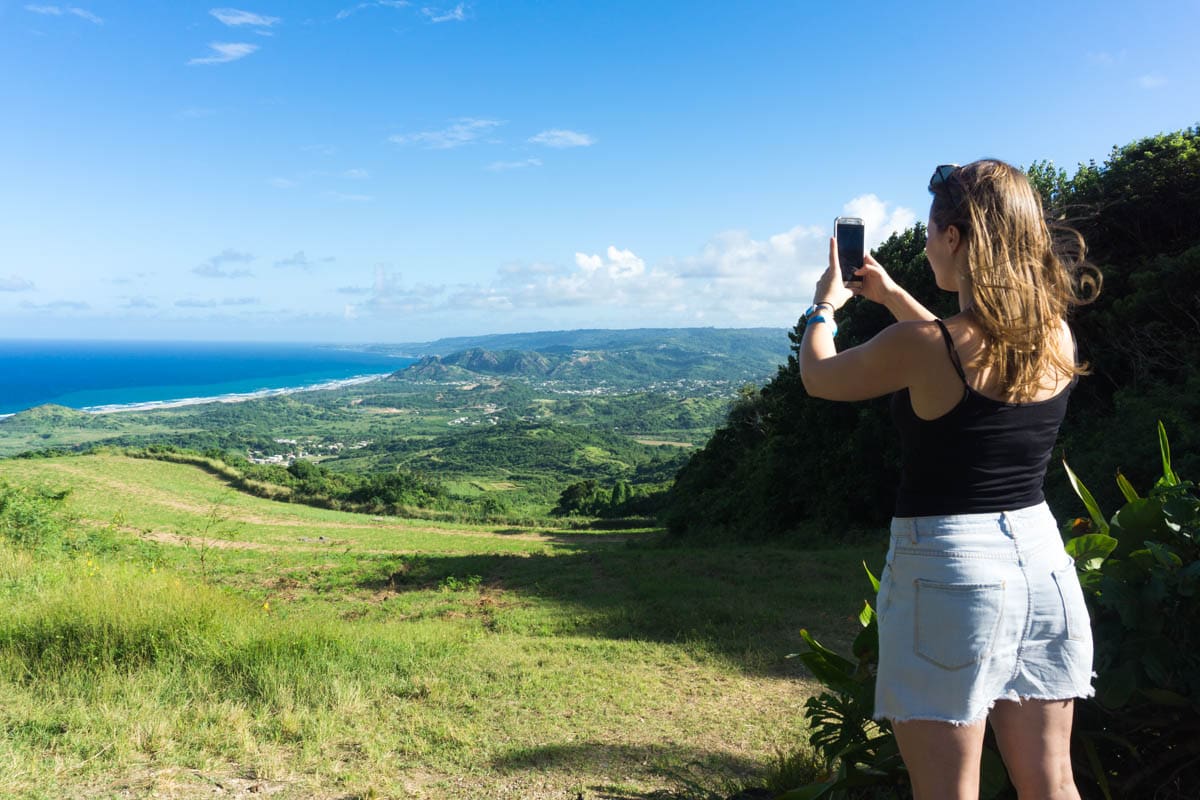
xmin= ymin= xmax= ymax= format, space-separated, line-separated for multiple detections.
xmin=0 ymin=340 xmax=417 ymax=416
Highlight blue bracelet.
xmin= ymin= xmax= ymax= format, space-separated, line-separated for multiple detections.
xmin=808 ymin=314 xmax=838 ymax=337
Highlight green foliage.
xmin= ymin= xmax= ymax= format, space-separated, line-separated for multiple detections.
xmin=0 ymin=480 xmax=73 ymax=551
xmin=1063 ymin=423 xmax=1200 ymax=799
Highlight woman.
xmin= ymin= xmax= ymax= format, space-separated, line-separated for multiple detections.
xmin=799 ymin=160 xmax=1098 ymax=800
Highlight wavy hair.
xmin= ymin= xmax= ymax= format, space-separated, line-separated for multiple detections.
xmin=930 ymin=159 xmax=1102 ymax=401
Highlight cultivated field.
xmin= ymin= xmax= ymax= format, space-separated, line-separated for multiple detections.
xmin=0 ymin=455 xmax=881 ymax=799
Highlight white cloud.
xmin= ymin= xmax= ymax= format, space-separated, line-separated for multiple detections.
xmin=575 ymin=246 xmax=645 ymax=279
xmin=388 ymin=118 xmax=503 ymax=149
xmin=341 ymin=168 xmax=370 ymax=179
xmin=268 ymin=176 xmax=298 ymax=188
xmin=343 ymin=195 xmax=915 ymax=326
xmin=193 ymin=249 xmax=255 ymax=278
xmin=188 ymin=42 xmax=259 ymax=65
xmin=422 ymin=3 xmax=466 ymax=22
xmin=486 ymin=158 xmax=542 ymax=171
xmin=0 ymin=276 xmax=35 ymax=292
xmin=325 ymin=191 xmax=373 ymax=202
xmin=68 ymin=6 xmax=101 ymax=23
xmin=529 ymin=129 xmax=595 ymax=149
xmin=20 ymin=300 xmax=90 ymax=311
xmin=342 ymin=268 xmax=445 ymax=316
xmin=121 ymin=297 xmax=156 ymax=309
xmin=336 ymin=0 xmax=408 ymax=20
xmin=210 ymin=8 xmax=281 ymax=27
xmin=25 ymin=5 xmax=102 ymax=23
xmin=1139 ymin=73 xmax=1167 ymax=89
xmin=274 ymin=251 xmax=335 ymax=269
xmin=841 ymin=194 xmax=917 ymax=247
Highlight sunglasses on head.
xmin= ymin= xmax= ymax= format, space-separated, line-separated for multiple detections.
xmin=928 ymin=163 xmax=960 ymax=194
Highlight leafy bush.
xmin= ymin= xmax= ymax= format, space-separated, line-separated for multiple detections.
xmin=0 ymin=480 xmax=72 ymax=551
xmin=1062 ymin=423 xmax=1200 ymax=799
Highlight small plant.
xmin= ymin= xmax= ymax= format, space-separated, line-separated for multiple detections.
xmin=0 ymin=480 xmax=71 ymax=551
xmin=1062 ymin=422 xmax=1200 ymax=800
xmin=438 ymin=574 xmax=482 ymax=592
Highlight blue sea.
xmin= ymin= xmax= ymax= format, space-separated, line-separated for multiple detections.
xmin=0 ymin=340 xmax=417 ymax=416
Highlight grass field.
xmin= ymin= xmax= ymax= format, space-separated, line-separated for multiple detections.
xmin=0 ymin=455 xmax=883 ymax=799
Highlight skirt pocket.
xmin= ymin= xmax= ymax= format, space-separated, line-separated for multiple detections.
xmin=1052 ymin=563 xmax=1091 ymax=641
xmin=914 ymin=579 xmax=1006 ymax=670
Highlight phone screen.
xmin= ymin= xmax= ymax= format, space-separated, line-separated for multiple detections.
xmin=836 ymin=220 xmax=865 ymax=283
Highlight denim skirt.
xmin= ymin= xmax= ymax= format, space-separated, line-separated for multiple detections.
xmin=874 ymin=502 xmax=1095 ymax=725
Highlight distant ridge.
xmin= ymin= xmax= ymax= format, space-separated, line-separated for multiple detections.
xmin=376 ymin=327 xmax=788 ymax=359
xmin=387 ymin=328 xmax=792 ymax=385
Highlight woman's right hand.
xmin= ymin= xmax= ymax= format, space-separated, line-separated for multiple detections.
xmin=851 ymin=254 xmax=900 ymax=306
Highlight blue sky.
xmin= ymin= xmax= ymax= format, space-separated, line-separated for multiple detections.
xmin=2 ymin=0 xmax=1197 ymax=343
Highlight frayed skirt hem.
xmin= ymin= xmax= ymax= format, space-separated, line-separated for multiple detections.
xmin=873 ymin=687 xmax=1096 ymax=727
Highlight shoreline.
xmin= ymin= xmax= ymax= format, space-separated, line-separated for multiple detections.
xmin=0 ymin=373 xmax=393 ymax=420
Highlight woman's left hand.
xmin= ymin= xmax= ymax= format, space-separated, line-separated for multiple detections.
xmin=813 ymin=237 xmax=854 ymax=310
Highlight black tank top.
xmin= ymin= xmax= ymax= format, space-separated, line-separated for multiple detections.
xmin=890 ymin=319 xmax=1074 ymax=517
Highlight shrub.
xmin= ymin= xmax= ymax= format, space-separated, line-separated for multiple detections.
xmin=0 ymin=480 xmax=72 ymax=551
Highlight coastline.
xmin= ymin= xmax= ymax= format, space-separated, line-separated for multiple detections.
xmin=0 ymin=373 xmax=392 ymax=420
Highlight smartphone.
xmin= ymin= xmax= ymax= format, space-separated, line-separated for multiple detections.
xmin=834 ymin=217 xmax=865 ymax=284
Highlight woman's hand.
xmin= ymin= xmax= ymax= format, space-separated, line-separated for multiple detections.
xmin=850 ymin=254 xmax=900 ymax=306
xmin=814 ymin=237 xmax=855 ymax=310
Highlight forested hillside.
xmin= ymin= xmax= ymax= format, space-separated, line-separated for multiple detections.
xmin=664 ymin=126 xmax=1200 ymax=537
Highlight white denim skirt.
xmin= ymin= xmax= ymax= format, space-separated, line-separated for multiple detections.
xmin=874 ymin=502 xmax=1095 ymax=725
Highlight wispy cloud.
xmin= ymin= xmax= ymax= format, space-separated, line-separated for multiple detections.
xmin=1139 ymin=73 xmax=1167 ymax=89
xmin=529 ymin=129 xmax=595 ymax=149
xmin=20 ymin=300 xmax=90 ymax=311
xmin=121 ymin=297 xmax=157 ymax=309
xmin=175 ymin=296 xmax=259 ymax=309
xmin=274 ymin=251 xmax=335 ymax=269
xmin=210 ymin=8 xmax=281 ymax=28
xmin=176 ymin=107 xmax=219 ymax=119
xmin=0 ymin=276 xmax=35 ymax=292
xmin=268 ymin=177 xmax=298 ymax=188
xmin=188 ymin=42 xmax=259 ymax=65
xmin=486 ymin=158 xmax=542 ymax=171
xmin=343 ymin=268 xmax=445 ymax=315
xmin=325 ymin=191 xmax=373 ymax=202
xmin=346 ymin=193 xmax=915 ymax=325
xmin=388 ymin=118 xmax=503 ymax=149
xmin=193 ymin=249 xmax=255 ymax=278
xmin=24 ymin=5 xmax=103 ymax=24
xmin=341 ymin=168 xmax=370 ymax=179
xmin=422 ymin=3 xmax=466 ymax=23
xmin=301 ymin=144 xmax=339 ymax=156
xmin=336 ymin=0 xmax=408 ymax=20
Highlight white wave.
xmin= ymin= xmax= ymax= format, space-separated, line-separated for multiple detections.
xmin=80 ymin=373 xmax=392 ymax=415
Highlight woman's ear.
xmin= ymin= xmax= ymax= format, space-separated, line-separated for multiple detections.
xmin=945 ymin=224 xmax=963 ymax=254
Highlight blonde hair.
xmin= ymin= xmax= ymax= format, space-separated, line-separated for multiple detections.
xmin=930 ymin=159 xmax=1101 ymax=402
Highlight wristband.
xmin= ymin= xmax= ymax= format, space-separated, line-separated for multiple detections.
xmin=804 ymin=302 xmax=834 ymax=320
xmin=808 ymin=314 xmax=838 ymax=337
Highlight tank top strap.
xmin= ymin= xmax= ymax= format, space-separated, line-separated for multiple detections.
xmin=933 ymin=318 xmax=968 ymax=385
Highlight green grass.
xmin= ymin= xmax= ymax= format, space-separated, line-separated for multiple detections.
xmin=0 ymin=454 xmax=882 ymax=799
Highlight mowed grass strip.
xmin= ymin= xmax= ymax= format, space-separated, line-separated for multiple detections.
xmin=0 ymin=455 xmax=881 ymax=799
